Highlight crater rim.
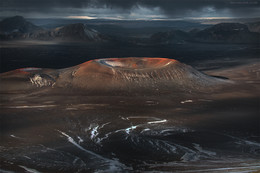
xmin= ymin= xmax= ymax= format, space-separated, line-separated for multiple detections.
xmin=96 ymin=57 xmax=176 ymax=69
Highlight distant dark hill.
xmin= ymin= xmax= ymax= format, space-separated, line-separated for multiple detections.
xmin=0 ymin=16 xmax=42 ymax=34
xmin=29 ymin=23 xmax=106 ymax=42
xmin=53 ymin=23 xmax=104 ymax=41
xmin=150 ymin=23 xmax=260 ymax=44
xmin=246 ymin=21 xmax=260 ymax=33
xmin=150 ymin=30 xmax=191 ymax=44
xmin=194 ymin=23 xmax=260 ymax=44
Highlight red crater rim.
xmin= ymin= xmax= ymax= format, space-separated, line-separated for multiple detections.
xmin=94 ymin=57 xmax=177 ymax=69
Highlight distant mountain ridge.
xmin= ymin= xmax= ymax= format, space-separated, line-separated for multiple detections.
xmin=0 ymin=16 xmax=42 ymax=34
xmin=0 ymin=16 xmax=105 ymax=42
xmin=1 ymin=16 xmax=259 ymax=44
xmin=150 ymin=23 xmax=260 ymax=44
xmin=194 ymin=23 xmax=260 ymax=43
xmin=29 ymin=23 xmax=105 ymax=41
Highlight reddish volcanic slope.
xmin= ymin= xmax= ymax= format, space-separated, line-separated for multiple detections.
xmin=0 ymin=58 xmax=232 ymax=93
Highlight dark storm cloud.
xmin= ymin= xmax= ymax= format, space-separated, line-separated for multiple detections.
xmin=99 ymin=0 xmax=260 ymax=17
xmin=1 ymin=0 xmax=260 ymax=18
xmin=140 ymin=0 xmax=259 ymax=16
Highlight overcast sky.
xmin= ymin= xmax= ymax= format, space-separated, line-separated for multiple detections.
xmin=1 ymin=0 xmax=259 ymax=20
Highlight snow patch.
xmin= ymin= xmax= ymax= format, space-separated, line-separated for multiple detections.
xmin=181 ymin=100 xmax=193 ymax=104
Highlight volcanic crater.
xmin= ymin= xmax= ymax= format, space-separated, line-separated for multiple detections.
xmin=0 ymin=57 xmax=232 ymax=94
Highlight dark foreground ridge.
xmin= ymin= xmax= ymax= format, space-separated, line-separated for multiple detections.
xmin=0 ymin=57 xmax=232 ymax=94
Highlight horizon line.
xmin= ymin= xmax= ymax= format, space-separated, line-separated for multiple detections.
xmin=1 ymin=15 xmax=260 ymax=21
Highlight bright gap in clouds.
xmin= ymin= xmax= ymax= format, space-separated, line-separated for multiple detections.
xmin=67 ymin=16 xmax=97 ymax=19
xmin=65 ymin=5 xmax=167 ymax=20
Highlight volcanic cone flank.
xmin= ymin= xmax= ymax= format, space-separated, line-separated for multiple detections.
xmin=54 ymin=57 xmax=231 ymax=93
xmin=0 ymin=58 xmax=231 ymax=93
